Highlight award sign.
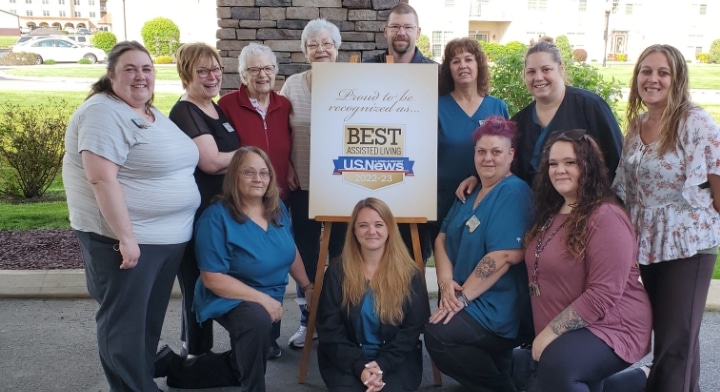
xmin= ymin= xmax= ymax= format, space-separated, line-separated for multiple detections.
xmin=308 ymin=62 xmax=438 ymax=219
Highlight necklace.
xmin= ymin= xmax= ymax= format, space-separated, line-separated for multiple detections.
xmin=529 ymin=216 xmax=565 ymax=297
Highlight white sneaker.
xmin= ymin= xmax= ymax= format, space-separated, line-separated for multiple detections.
xmin=287 ymin=326 xmax=317 ymax=348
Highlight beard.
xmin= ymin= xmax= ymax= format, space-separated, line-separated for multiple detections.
xmin=391 ymin=38 xmax=412 ymax=55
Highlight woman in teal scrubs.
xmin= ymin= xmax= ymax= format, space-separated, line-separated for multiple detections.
xmin=425 ymin=117 xmax=534 ymax=392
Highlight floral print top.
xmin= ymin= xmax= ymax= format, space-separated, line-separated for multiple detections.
xmin=613 ymin=108 xmax=720 ymax=264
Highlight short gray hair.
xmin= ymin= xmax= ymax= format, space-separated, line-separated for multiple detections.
xmin=300 ymin=19 xmax=342 ymax=56
xmin=238 ymin=43 xmax=279 ymax=84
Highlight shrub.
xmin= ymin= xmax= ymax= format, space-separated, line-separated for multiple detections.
xmin=141 ymin=17 xmax=181 ymax=57
xmin=709 ymin=39 xmax=720 ymax=63
xmin=696 ymin=53 xmax=709 ymax=64
xmin=0 ymin=52 xmax=41 ymax=66
xmin=0 ymin=100 xmax=73 ymax=198
xmin=43 ymin=59 xmax=57 ymax=65
xmin=572 ymin=48 xmax=588 ymax=62
xmin=91 ymin=31 xmax=117 ymax=54
xmin=616 ymin=53 xmax=627 ymax=62
xmin=154 ymin=55 xmax=174 ymax=64
xmin=417 ymin=34 xmax=432 ymax=59
xmin=555 ymin=35 xmax=574 ymax=65
xmin=78 ymin=57 xmax=92 ymax=64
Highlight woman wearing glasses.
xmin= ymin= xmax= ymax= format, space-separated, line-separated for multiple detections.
xmin=525 ymin=130 xmax=651 ymax=392
xmin=154 ymin=147 xmax=314 ymax=391
xmin=166 ymin=42 xmax=240 ymax=360
xmin=219 ymin=43 xmax=294 ymax=205
xmin=279 ymin=18 xmax=347 ymax=350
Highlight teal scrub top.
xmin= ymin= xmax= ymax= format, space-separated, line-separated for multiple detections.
xmin=193 ymin=201 xmax=296 ymax=322
xmin=441 ymin=175 xmax=533 ymax=338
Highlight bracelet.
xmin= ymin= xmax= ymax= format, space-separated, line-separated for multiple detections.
xmin=301 ymin=283 xmax=314 ymax=293
xmin=439 ymin=280 xmax=446 ymax=291
xmin=456 ymin=292 xmax=470 ymax=307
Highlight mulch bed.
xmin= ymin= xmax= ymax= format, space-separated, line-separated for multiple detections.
xmin=0 ymin=229 xmax=83 ymax=270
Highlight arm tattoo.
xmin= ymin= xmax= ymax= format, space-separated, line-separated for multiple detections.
xmin=473 ymin=255 xmax=497 ymax=279
xmin=548 ymin=306 xmax=589 ymax=335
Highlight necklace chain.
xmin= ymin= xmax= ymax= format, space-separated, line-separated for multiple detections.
xmin=529 ymin=216 xmax=565 ymax=296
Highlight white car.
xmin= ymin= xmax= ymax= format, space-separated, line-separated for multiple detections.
xmin=10 ymin=37 xmax=106 ymax=64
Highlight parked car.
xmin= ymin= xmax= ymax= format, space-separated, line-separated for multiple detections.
xmin=10 ymin=37 xmax=107 ymax=64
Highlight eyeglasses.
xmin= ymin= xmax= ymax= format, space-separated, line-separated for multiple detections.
xmin=306 ymin=42 xmax=335 ymax=51
xmin=245 ymin=65 xmax=276 ymax=76
xmin=386 ymin=24 xmax=417 ymax=33
xmin=196 ymin=65 xmax=223 ymax=78
xmin=241 ymin=169 xmax=270 ymax=180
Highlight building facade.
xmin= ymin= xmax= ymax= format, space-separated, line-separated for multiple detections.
xmin=410 ymin=0 xmax=720 ymax=63
xmin=0 ymin=0 xmax=106 ymax=32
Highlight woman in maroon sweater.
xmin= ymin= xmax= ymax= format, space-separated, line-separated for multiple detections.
xmin=524 ymin=129 xmax=651 ymax=392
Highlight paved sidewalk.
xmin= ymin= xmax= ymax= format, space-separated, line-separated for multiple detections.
xmin=2 ymin=267 xmax=719 ymax=312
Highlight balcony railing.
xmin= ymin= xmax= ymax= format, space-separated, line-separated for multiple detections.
xmin=469 ymin=0 xmax=510 ymax=20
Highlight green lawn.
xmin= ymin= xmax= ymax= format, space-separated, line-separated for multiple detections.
xmin=2 ymin=90 xmax=180 ymax=115
xmin=0 ymin=35 xmax=18 ymax=49
xmin=3 ymin=65 xmax=181 ymax=81
xmin=597 ymin=64 xmax=720 ymax=90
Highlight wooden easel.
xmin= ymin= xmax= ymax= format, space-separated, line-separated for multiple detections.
xmin=297 ymin=53 xmax=442 ymax=386
xmin=298 ymin=217 xmax=442 ymax=384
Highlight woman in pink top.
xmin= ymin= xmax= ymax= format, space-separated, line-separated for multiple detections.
xmin=524 ymin=130 xmax=651 ymax=392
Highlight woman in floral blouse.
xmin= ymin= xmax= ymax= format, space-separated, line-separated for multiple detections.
xmin=612 ymin=44 xmax=720 ymax=392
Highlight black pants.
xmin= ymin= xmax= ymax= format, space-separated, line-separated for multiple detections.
xmin=75 ymin=231 xmax=185 ymax=392
xmin=166 ymin=301 xmax=278 ymax=392
xmin=537 ymin=328 xmax=629 ymax=392
xmin=288 ymin=190 xmax=345 ymax=325
xmin=640 ymin=254 xmax=716 ymax=392
xmin=425 ymin=310 xmax=518 ymax=392
xmin=177 ymin=240 xmax=214 ymax=355
xmin=602 ymin=367 xmax=647 ymax=392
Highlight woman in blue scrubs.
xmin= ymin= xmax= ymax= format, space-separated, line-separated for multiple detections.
xmin=425 ymin=117 xmax=534 ymax=392
xmin=155 ymin=146 xmax=314 ymax=392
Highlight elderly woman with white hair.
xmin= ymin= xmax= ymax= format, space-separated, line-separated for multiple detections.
xmin=279 ymin=18 xmax=348 ymax=350
xmin=219 ymin=42 xmax=294 ymax=206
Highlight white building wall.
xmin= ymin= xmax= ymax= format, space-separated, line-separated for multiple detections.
xmin=107 ymin=0 xmax=216 ymax=47
xmin=411 ymin=0 xmax=720 ymax=64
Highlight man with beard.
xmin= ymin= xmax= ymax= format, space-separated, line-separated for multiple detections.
xmin=363 ymin=3 xmax=435 ymax=64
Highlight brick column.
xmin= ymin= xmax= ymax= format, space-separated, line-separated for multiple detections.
xmin=216 ymin=0 xmax=402 ymax=94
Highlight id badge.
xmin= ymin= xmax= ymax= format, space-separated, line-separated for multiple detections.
xmin=131 ymin=118 xmax=149 ymax=129
xmin=223 ymin=122 xmax=235 ymax=133
xmin=466 ymin=215 xmax=480 ymax=233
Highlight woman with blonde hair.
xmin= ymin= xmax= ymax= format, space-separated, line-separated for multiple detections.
xmin=612 ymin=44 xmax=720 ymax=392
xmin=317 ymin=197 xmax=430 ymax=392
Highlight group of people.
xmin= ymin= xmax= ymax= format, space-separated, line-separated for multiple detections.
xmin=61 ymin=2 xmax=719 ymax=392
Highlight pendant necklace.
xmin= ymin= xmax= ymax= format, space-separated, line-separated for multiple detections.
xmin=529 ymin=216 xmax=565 ymax=297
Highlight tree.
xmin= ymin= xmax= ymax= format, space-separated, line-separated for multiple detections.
xmin=91 ymin=31 xmax=117 ymax=54
xmin=555 ymin=35 xmax=574 ymax=65
xmin=140 ymin=17 xmax=181 ymax=57
xmin=417 ymin=34 xmax=432 ymax=59
xmin=709 ymin=39 xmax=720 ymax=64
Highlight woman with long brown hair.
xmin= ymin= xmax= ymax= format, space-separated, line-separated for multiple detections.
xmin=525 ymin=130 xmax=651 ymax=391
xmin=316 ymin=197 xmax=429 ymax=392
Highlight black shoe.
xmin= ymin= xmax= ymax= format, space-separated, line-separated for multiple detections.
xmin=154 ymin=345 xmax=182 ymax=378
xmin=267 ymin=340 xmax=281 ymax=360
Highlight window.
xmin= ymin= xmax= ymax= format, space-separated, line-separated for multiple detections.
xmin=42 ymin=0 xmax=48 ymax=3
xmin=59 ymin=0 xmax=64 ymax=4
xmin=26 ymin=10 xmax=33 ymax=15
xmin=700 ymin=4 xmax=707 ymax=15
xmin=74 ymin=11 xmax=81 ymax=17
xmin=25 ymin=0 xmax=32 ymax=4
xmin=528 ymin=0 xmax=547 ymax=10
xmin=89 ymin=11 xmax=95 ymax=17
xmin=9 ymin=0 xmax=15 ymax=3
xmin=579 ymin=0 xmax=587 ymax=12
xmin=59 ymin=10 xmax=65 ymax=16
xmin=43 ymin=10 xmax=50 ymax=16
xmin=88 ymin=0 xmax=95 ymax=4
xmin=625 ymin=4 xmax=633 ymax=14
xmin=696 ymin=46 xmax=703 ymax=56
xmin=431 ymin=31 xmax=452 ymax=58
xmin=611 ymin=0 xmax=619 ymax=13
xmin=471 ymin=32 xmax=489 ymax=42
xmin=10 ymin=9 xmax=17 ymax=14
xmin=445 ymin=0 xmax=455 ymax=6
xmin=73 ymin=0 xmax=80 ymax=4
